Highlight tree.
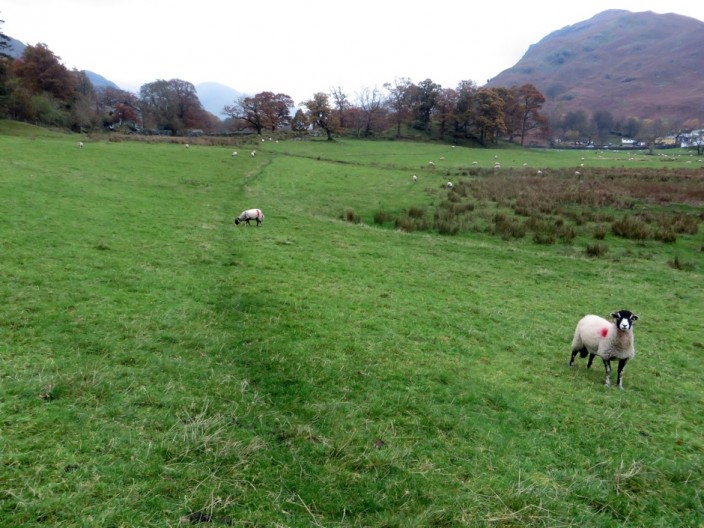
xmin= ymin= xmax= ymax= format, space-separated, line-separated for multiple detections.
xmin=291 ymin=108 xmax=309 ymax=133
xmin=0 ymin=16 xmax=10 ymax=58
xmin=592 ymin=109 xmax=615 ymax=145
xmin=223 ymin=91 xmax=293 ymax=134
xmin=504 ymin=84 xmax=549 ymax=146
xmin=140 ymin=78 xmax=212 ymax=134
xmin=0 ymin=18 xmax=10 ymax=116
xmin=356 ymin=85 xmax=385 ymax=137
xmin=14 ymin=43 xmax=74 ymax=101
xmin=413 ymin=78 xmax=440 ymax=132
xmin=303 ymin=92 xmax=338 ymax=140
xmin=68 ymin=69 xmax=99 ymax=131
xmin=15 ymin=44 xmax=74 ymax=101
xmin=555 ymin=110 xmax=590 ymax=144
xmin=472 ymin=88 xmax=506 ymax=145
xmin=383 ymin=77 xmax=414 ymax=138
xmin=330 ymin=86 xmax=350 ymax=129
xmin=637 ymin=118 xmax=669 ymax=154
xmin=453 ymin=80 xmax=477 ymax=139
xmin=99 ymin=87 xmax=142 ymax=130
xmin=435 ymin=88 xmax=457 ymax=140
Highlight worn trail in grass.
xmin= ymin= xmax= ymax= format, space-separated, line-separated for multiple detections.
xmin=0 ymin=131 xmax=702 ymax=526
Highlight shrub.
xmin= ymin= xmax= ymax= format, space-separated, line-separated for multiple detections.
xmin=668 ymin=255 xmax=695 ymax=271
xmin=533 ymin=232 xmax=556 ymax=245
xmin=594 ymin=225 xmax=607 ymax=240
xmin=492 ymin=214 xmax=526 ymax=240
xmin=342 ymin=208 xmax=360 ymax=224
xmin=407 ymin=206 xmax=425 ymax=219
xmin=654 ymin=228 xmax=676 ymax=243
xmin=436 ymin=218 xmax=460 ymax=235
xmin=373 ymin=210 xmax=393 ymax=225
xmin=612 ymin=215 xmax=649 ymax=240
xmin=395 ymin=217 xmax=417 ymax=232
xmin=669 ymin=214 xmax=699 ymax=235
xmin=585 ymin=243 xmax=609 ymax=257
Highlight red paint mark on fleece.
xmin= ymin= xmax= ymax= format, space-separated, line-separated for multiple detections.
xmin=601 ymin=327 xmax=609 ymax=338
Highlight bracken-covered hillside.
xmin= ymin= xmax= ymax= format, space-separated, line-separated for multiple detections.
xmin=486 ymin=9 xmax=704 ymax=125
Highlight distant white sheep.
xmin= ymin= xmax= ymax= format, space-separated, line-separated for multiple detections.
xmin=232 ymin=151 xmax=238 ymax=157
xmin=251 ymin=150 xmax=257 ymax=157
xmin=446 ymin=181 xmax=453 ymax=188
xmin=569 ymin=310 xmax=639 ymax=389
xmin=235 ymin=208 xmax=264 ymax=227
xmin=78 ymin=141 xmax=84 ymax=148
xmin=412 ymin=175 xmax=418 ymax=182
xmin=185 ymin=143 xmax=190 ymax=149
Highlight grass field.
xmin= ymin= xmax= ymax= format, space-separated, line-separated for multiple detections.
xmin=1 ymin=122 xmax=703 ymax=527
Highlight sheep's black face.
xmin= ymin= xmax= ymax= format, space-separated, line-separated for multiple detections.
xmin=611 ymin=310 xmax=639 ymax=331
xmin=235 ymin=218 xmax=241 ymax=225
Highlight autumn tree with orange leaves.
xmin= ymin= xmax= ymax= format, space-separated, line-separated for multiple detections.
xmin=223 ymin=91 xmax=294 ymax=135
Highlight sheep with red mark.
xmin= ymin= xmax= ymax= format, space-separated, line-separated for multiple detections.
xmin=234 ymin=208 xmax=264 ymax=227
xmin=569 ymin=310 xmax=639 ymax=389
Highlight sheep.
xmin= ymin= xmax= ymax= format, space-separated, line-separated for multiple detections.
xmin=232 ymin=151 xmax=238 ymax=157
xmin=234 ymin=208 xmax=264 ymax=227
xmin=569 ymin=310 xmax=639 ymax=389
xmin=78 ymin=141 xmax=84 ymax=148
xmin=185 ymin=143 xmax=190 ymax=149
xmin=412 ymin=174 xmax=418 ymax=182
xmin=446 ymin=181 xmax=453 ymax=189
xmin=250 ymin=150 xmax=257 ymax=157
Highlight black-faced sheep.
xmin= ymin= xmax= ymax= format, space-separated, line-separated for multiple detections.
xmin=235 ymin=208 xmax=264 ymax=227
xmin=570 ymin=310 xmax=639 ymax=389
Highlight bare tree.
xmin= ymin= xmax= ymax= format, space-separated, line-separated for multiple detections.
xmin=330 ymin=86 xmax=350 ymax=129
xmin=383 ymin=77 xmax=414 ymax=138
xmin=356 ymin=85 xmax=384 ymax=137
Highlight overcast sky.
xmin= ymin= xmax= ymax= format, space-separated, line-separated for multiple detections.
xmin=3 ymin=1 xmax=704 ymax=104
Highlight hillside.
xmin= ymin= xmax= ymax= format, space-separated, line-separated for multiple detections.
xmin=486 ymin=10 xmax=704 ymax=125
xmin=196 ymin=81 xmax=243 ymax=117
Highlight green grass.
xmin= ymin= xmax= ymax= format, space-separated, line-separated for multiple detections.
xmin=1 ymin=124 xmax=703 ymax=526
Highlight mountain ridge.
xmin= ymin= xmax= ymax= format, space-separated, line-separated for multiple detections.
xmin=486 ymin=10 xmax=704 ymax=125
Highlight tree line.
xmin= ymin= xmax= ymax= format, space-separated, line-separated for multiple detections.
xmin=1 ymin=23 xmax=552 ymax=145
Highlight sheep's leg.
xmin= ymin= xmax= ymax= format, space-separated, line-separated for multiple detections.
xmin=569 ymin=349 xmax=579 ymax=366
xmin=602 ymin=358 xmax=612 ymax=387
xmin=587 ymin=353 xmax=596 ymax=368
xmin=616 ymin=358 xmax=629 ymax=389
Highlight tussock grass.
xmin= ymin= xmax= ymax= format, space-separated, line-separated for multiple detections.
xmin=1 ymin=130 xmax=702 ymax=526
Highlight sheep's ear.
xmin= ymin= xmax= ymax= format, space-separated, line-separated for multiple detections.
xmin=631 ymin=314 xmax=639 ymax=321
xmin=610 ymin=312 xmax=619 ymax=319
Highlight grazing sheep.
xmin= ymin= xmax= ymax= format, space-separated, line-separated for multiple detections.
xmin=412 ymin=175 xmax=418 ymax=182
xmin=251 ymin=150 xmax=257 ymax=157
xmin=232 ymin=151 xmax=238 ymax=157
xmin=235 ymin=208 xmax=264 ymax=227
xmin=446 ymin=181 xmax=453 ymax=188
xmin=570 ymin=310 xmax=639 ymax=389
xmin=185 ymin=143 xmax=190 ymax=149
xmin=78 ymin=141 xmax=84 ymax=148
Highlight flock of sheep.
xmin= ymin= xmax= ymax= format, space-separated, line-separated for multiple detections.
xmin=77 ymin=139 xmax=641 ymax=390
